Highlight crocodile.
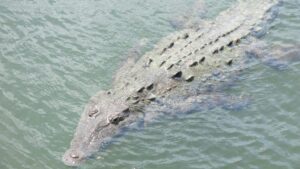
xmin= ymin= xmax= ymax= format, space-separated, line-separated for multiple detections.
xmin=63 ymin=0 xmax=283 ymax=166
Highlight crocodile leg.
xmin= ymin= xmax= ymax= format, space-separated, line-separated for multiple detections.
xmin=246 ymin=41 xmax=300 ymax=70
xmin=113 ymin=38 xmax=149 ymax=86
xmin=169 ymin=0 xmax=206 ymax=29
xmin=265 ymin=44 xmax=300 ymax=69
xmin=143 ymin=92 xmax=250 ymax=125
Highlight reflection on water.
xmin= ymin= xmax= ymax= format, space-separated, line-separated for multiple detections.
xmin=0 ymin=0 xmax=299 ymax=168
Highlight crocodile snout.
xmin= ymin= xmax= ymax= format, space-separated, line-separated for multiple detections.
xmin=62 ymin=149 xmax=85 ymax=167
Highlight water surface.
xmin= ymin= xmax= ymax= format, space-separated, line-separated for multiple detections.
xmin=0 ymin=0 xmax=300 ymax=168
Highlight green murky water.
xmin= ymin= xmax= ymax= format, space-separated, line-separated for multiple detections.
xmin=1 ymin=0 xmax=300 ymax=168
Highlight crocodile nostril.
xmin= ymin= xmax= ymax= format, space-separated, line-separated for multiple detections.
xmin=70 ymin=153 xmax=79 ymax=159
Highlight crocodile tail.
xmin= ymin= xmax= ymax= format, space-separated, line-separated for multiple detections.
xmin=214 ymin=0 xmax=281 ymax=28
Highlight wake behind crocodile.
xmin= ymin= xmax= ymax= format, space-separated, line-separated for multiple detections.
xmin=63 ymin=0 xmax=283 ymax=166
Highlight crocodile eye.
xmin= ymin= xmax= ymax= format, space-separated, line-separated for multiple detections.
xmin=107 ymin=108 xmax=130 ymax=125
xmin=107 ymin=115 xmax=124 ymax=125
xmin=122 ymin=107 xmax=130 ymax=113
xmin=88 ymin=109 xmax=99 ymax=117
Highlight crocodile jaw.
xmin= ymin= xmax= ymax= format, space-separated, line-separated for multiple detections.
xmin=62 ymin=90 xmax=132 ymax=166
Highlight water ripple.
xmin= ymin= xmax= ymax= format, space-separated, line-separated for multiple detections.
xmin=1 ymin=0 xmax=300 ymax=169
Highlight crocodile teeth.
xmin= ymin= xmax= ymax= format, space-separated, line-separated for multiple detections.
xmin=185 ymin=75 xmax=195 ymax=82
xmin=137 ymin=87 xmax=145 ymax=93
xmin=199 ymin=57 xmax=206 ymax=63
xmin=146 ymin=83 xmax=154 ymax=90
xmin=189 ymin=61 xmax=198 ymax=67
xmin=167 ymin=64 xmax=174 ymax=70
xmin=171 ymin=71 xmax=183 ymax=79
xmin=226 ymin=59 xmax=233 ymax=66
xmin=147 ymin=93 xmax=156 ymax=101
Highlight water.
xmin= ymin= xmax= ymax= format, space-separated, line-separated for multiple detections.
xmin=0 ymin=0 xmax=300 ymax=168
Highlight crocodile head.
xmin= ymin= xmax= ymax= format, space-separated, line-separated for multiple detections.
xmin=62 ymin=91 xmax=131 ymax=166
